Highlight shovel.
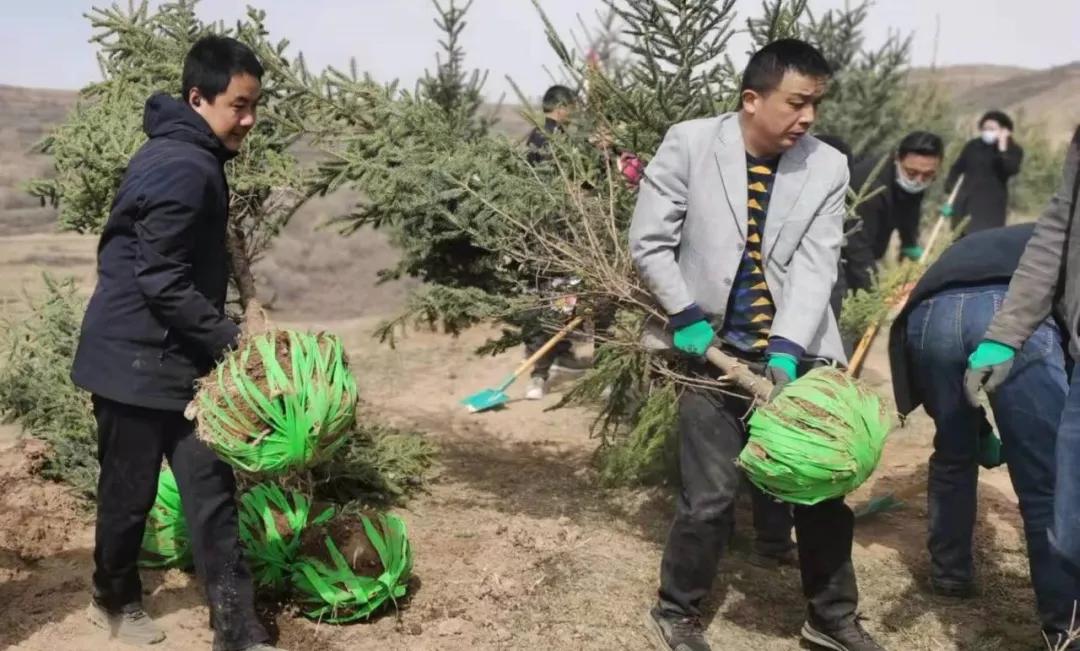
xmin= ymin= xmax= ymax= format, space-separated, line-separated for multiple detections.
xmin=461 ymin=316 xmax=585 ymax=413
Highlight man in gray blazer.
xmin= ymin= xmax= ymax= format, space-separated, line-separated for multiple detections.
xmin=632 ymin=40 xmax=883 ymax=651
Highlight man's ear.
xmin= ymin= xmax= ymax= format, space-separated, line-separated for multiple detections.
xmin=187 ymin=87 xmax=203 ymax=108
xmin=741 ymin=89 xmax=760 ymax=115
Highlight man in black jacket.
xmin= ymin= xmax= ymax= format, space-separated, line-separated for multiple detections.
xmin=944 ymin=110 xmax=1024 ymax=234
xmin=521 ymin=85 xmax=587 ymax=400
xmin=888 ymin=224 xmax=1079 ymax=648
xmin=849 ymin=131 xmax=944 ymax=278
xmin=71 ymin=36 xmax=279 ymax=651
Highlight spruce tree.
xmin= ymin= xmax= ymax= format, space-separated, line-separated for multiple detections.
xmin=28 ymin=0 xmax=316 ymax=308
xmin=292 ymin=0 xmax=944 ymax=483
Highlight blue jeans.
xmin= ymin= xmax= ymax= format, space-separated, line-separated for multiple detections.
xmin=907 ymin=285 xmax=1078 ymax=634
xmin=1052 ymin=368 xmax=1080 ymax=579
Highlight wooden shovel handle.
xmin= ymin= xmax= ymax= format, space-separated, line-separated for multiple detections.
xmin=510 ymin=316 xmax=585 ymax=380
xmin=705 ymin=346 xmax=774 ymax=403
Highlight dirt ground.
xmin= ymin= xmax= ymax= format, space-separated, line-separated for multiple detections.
xmin=0 ymin=238 xmax=1044 ymax=650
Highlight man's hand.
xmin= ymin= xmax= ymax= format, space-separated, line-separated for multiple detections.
xmin=963 ymin=340 xmax=1017 ymax=406
xmin=184 ymin=399 xmax=198 ymax=422
xmin=900 ymin=245 xmax=924 ymax=262
xmin=765 ymin=353 xmax=798 ymax=401
xmin=672 ymin=320 xmax=714 ymax=356
xmin=998 ymin=128 xmax=1012 ymax=152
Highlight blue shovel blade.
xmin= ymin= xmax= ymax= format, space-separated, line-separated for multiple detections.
xmin=853 ymin=494 xmax=904 ymax=519
xmin=461 ymin=388 xmax=509 ymax=413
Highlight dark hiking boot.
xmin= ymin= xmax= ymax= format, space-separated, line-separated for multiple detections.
xmin=801 ymin=615 xmax=885 ymax=651
xmin=645 ymin=606 xmax=712 ymax=651
xmin=88 ymin=600 xmax=166 ymax=645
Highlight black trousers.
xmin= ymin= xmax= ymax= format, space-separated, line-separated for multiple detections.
xmin=92 ymin=395 xmax=268 ymax=651
xmin=657 ymin=385 xmax=859 ymax=625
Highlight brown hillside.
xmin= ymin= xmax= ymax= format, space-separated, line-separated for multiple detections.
xmin=911 ymin=63 xmax=1080 ymax=143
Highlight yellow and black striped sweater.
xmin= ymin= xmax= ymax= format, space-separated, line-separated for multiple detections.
xmin=719 ymin=154 xmax=779 ymax=354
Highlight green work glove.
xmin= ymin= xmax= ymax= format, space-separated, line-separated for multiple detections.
xmin=977 ymin=427 xmax=1004 ymax=469
xmin=940 ymin=203 xmax=955 ymax=217
xmin=900 ymin=245 xmax=924 ymax=261
xmin=765 ymin=353 xmax=798 ymax=401
xmin=963 ymin=340 xmax=1016 ymax=406
xmin=672 ymin=320 xmax=715 ymax=356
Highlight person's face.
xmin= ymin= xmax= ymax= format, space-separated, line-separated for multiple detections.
xmin=896 ymin=152 xmax=941 ymax=184
xmin=188 ymin=72 xmax=261 ymax=152
xmin=980 ymin=119 xmax=1002 ymax=138
xmin=550 ymin=103 xmax=576 ymax=125
xmin=741 ymin=71 xmax=828 ymax=153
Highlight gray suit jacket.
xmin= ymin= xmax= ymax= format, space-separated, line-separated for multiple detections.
xmin=629 ymin=113 xmax=849 ymax=363
xmin=985 ymin=138 xmax=1080 ymax=358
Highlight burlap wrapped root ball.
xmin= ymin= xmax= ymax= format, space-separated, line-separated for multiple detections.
xmin=193 ymin=329 xmax=359 ymax=474
xmin=139 ymin=467 xmax=192 ymax=569
xmin=291 ymin=511 xmax=413 ymax=623
xmin=738 ymin=367 xmax=893 ymax=506
xmin=237 ymin=483 xmax=336 ymax=591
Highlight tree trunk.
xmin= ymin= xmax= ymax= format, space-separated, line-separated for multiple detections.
xmin=226 ymin=224 xmax=258 ymax=308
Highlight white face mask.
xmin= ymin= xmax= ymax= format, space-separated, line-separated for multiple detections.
xmin=981 ymin=129 xmax=999 ymax=145
xmin=896 ymin=169 xmax=931 ymax=194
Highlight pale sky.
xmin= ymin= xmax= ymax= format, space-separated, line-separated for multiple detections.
xmin=2 ymin=0 xmax=1078 ymax=100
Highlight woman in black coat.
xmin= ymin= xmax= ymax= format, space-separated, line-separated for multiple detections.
xmin=945 ymin=110 xmax=1024 ymax=234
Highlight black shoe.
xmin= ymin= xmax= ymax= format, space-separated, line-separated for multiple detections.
xmin=646 ymin=606 xmax=712 ymax=651
xmin=801 ymin=615 xmax=885 ymax=651
xmin=929 ymin=578 xmax=976 ymax=598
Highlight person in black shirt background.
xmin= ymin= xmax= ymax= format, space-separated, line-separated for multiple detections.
xmin=850 ymin=131 xmax=945 ymax=266
xmin=944 ymin=110 xmax=1024 ymax=234
xmin=522 ymin=85 xmax=588 ymax=399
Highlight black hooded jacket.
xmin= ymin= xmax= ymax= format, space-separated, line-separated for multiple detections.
xmin=71 ymin=92 xmax=241 ymax=411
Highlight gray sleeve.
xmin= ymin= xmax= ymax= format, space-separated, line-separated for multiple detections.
xmin=984 ymin=142 xmax=1078 ymax=348
xmin=771 ymin=162 xmax=847 ymax=349
xmin=628 ymin=124 xmax=695 ymax=315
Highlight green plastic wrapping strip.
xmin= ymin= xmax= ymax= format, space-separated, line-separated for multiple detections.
xmin=196 ymin=330 xmax=358 ymax=474
xmin=139 ymin=467 xmax=192 ymax=569
xmin=237 ymin=483 xmax=336 ymax=590
xmin=290 ymin=512 xmax=413 ymax=624
xmin=738 ymin=367 xmax=892 ymax=506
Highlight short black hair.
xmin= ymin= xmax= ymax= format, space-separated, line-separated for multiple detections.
xmin=978 ymin=110 xmax=1014 ymax=131
xmin=897 ymin=131 xmax=944 ymax=159
xmin=740 ymin=39 xmax=832 ymax=95
xmin=182 ymin=35 xmax=264 ymax=104
xmin=815 ymin=134 xmax=852 ymax=162
xmin=542 ymin=85 xmax=577 ymax=113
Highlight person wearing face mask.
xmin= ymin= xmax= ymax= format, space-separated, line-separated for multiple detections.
xmin=944 ymin=111 xmax=1024 ymax=235
xmin=847 ymin=131 xmax=945 ymax=278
